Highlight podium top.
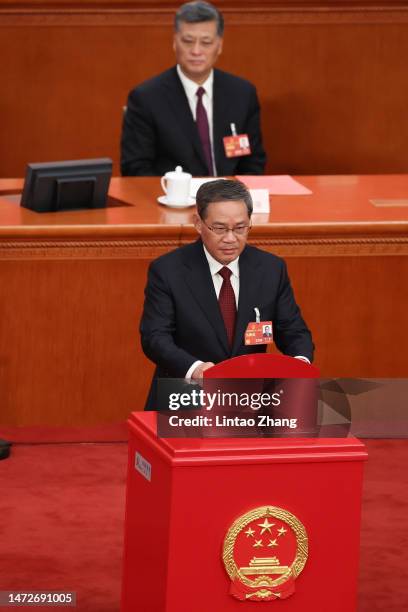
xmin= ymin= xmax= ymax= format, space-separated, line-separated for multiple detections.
xmin=128 ymin=412 xmax=367 ymax=467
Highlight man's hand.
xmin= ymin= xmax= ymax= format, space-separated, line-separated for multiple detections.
xmin=191 ymin=362 xmax=215 ymax=380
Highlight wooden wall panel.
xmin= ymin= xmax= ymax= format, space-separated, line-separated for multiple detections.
xmin=1 ymin=2 xmax=408 ymax=177
xmin=0 ymin=256 xmax=154 ymax=425
xmin=285 ymin=255 xmax=408 ymax=378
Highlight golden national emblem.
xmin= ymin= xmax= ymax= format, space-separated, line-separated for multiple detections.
xmin=222 ymin=506 xmax=308 ymax=601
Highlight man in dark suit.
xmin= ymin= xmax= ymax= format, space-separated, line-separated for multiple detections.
xmin=121 ymin=1 xmax=266 ymax=177
xmin=140 ymin=179 xmax=313 ymax=409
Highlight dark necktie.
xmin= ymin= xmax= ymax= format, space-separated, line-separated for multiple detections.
xmin=218 ymin=267 xmax=237 ymax=348
xmin=196 ymin=86 xmax=214 ymax=176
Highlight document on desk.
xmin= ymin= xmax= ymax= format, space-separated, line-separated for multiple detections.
xmin=235 ymin=175 xmax=312 ymax=195
xmin=190 ymin=177 xmax=227 ymax=198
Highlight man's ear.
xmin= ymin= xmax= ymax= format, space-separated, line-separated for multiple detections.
xmin=193 ymin=212 xmax=202 ymax=235
xmin=217 ymin=38 xmax=223 ymax=58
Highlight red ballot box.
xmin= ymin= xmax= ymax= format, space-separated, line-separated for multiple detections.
xmin=121 ymin=415 xmax=367 ymax=611
xmin=122 ymin=355 xmax=367 ymax=611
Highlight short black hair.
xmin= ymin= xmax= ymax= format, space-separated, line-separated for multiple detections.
xmin=175 ymin=1 xmax=224 ymax=37
xmin=196 ymin=179 xmax=253 ymax=219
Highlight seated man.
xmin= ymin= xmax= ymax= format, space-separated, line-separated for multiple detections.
xmin=121 ymin=1 xmax=266 ymax=177
xmin=140 ymin=179 xmax=313 ymax=410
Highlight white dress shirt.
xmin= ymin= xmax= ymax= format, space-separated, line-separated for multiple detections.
xmin=176 ymin=65 xmax=217 ymax=175
xmin=203 ymin=246 xmax=239 ymax=306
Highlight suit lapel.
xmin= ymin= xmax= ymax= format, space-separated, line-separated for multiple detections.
xmin=183 ymin=241 xmax=230 ymax=355
xmin=162 ymin=68 xmax=208 ymax=169
xmin=232 ymin=247 xmax=263 ymax=355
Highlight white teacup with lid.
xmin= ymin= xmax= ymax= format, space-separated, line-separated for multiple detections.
xmin=160 ymin=166 xmax=192 ymax=206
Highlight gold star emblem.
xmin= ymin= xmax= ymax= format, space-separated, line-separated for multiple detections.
xmin=257 ymin=519 xmax=275 ymax=534
xmin=278 ymin=527 xmax=287 ymax=536
xmin=267 ymin=539 xmax=278 ymax=547
xmin=245 ymin=527 xmax=255 ymax=538
xmin=253 ymin=539 xmax=263 ymax=548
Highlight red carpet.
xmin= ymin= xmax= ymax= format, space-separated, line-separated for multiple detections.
xmin=1 ymin=437 xmax=407 ymax=611
xmin=0 ymin=442 xmax=127 ymax=612
xmin=358 ymin=439 xmax=408 ymax=612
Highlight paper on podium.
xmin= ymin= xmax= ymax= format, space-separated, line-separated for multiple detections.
xmin=236 ymin=175 xmax=312 ymax=195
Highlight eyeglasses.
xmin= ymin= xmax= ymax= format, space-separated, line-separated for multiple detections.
xmin=203 ymin=221 xmax=252 ymax=236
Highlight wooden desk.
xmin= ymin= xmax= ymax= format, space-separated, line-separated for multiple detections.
xmin=1 ymin=176 xmax=407 ymax=426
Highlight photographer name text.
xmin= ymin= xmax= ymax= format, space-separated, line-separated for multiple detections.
xmin=167 ymin=415 xmax=298 ymax=429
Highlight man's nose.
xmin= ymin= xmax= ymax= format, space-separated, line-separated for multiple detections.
xmin=222 ymin=229 xmax=238 ymax=243
xmin=192 ymin=41 xmax=203 ymax=54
